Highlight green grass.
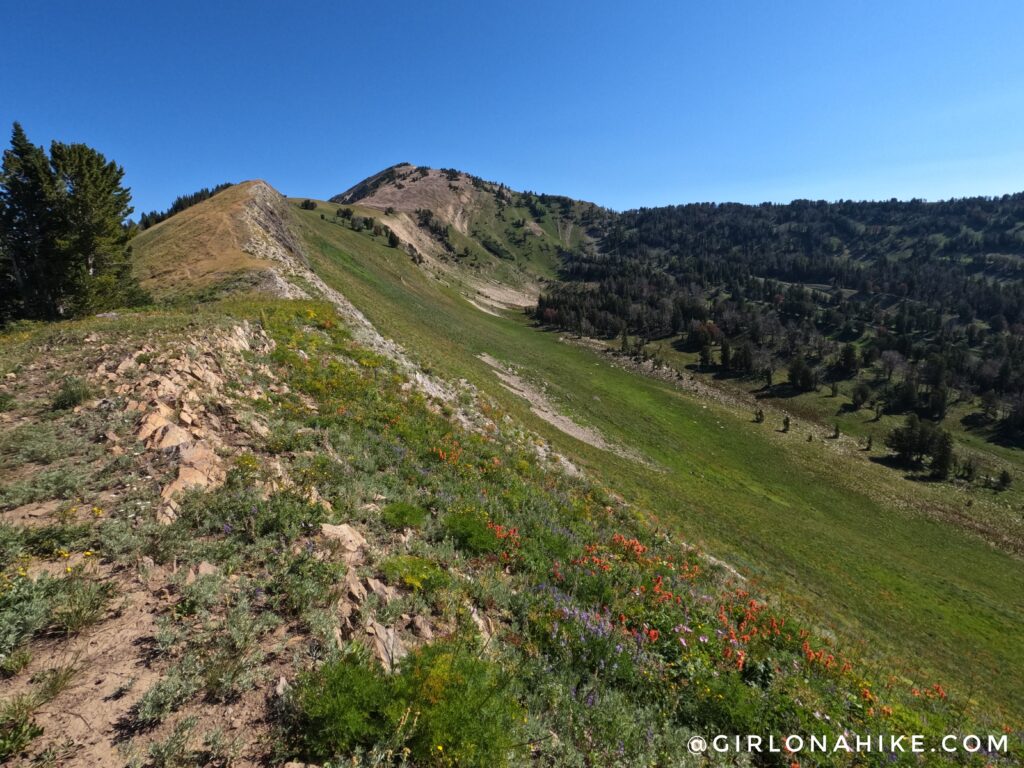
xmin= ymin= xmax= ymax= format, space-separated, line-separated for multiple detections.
xmin=292 ymin=203 xmax=1024 ymax=718
xmin=3 ymin=293 xmax=1007 ymax=763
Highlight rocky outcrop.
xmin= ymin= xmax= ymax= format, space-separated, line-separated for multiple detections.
xmin=96 ymin=321 xmax=276 ymax=523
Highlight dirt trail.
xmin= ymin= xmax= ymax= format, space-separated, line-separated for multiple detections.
xmin=465 ymin=296 xmax=502 ymax=317
xmin=478 ymin=353 xmax=645 ymax=464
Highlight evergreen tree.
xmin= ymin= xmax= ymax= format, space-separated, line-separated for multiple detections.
xmin=997 ymin=468 xmax=1012 ymax=490
xmin=851 ymin=380 xmax=871 ymax=410
xmin=930 ymin=431 xmax=954 ymax=479
xmin=0 ymin=123 xmax=147 ymax=320
xmin=49 ymin=140 xmax=143 ymax=314
xmin=719 ymin=337 xmax=731 ymax=370
xmin=699 ymin=344 xmax=711 ymax=369
xmin=0 ymin=123 xmax=61 ymax=319
xmin=839 ymin=343 xmax=858 ymax=377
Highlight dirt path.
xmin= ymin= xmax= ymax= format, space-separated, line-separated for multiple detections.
xmin=465 ymin=296 xmax=502 ymax=317
xmin=478 ymin=353 xmax=645 ymax=464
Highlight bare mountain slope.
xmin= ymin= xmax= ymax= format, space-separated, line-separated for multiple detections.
xmin=332 ymin=163 xmax=498 ymax=235
xmin=329 ymin=163 xmax=609 ymax=312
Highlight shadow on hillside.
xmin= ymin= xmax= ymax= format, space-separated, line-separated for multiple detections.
xmin=960 ymin=411 xmax=1024 ymax=449
xmin=868 ymin=454 xmax=936 ymax=482
xmin=752 ymin=382 xmax=805 ymax=400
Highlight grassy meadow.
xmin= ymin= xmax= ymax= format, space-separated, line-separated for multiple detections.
xmin=292 ymin=200 xmax=1024 ymax=719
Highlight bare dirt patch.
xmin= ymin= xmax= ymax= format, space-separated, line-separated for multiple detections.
xmin=465 ymin=296 xmax=502 ymax=317
xmin=478 ymin=353 xmax=644 ymax=464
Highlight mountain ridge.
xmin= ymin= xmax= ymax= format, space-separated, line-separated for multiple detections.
xmin=2 ymin=162 xmax=1022 ymax=764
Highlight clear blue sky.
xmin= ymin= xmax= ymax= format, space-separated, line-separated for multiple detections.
xmin=3 ymin=1 xmax=1023 ymax=215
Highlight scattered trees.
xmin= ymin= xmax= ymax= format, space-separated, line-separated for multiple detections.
xmin=535 ymin=190 xmax=1024 ymax=441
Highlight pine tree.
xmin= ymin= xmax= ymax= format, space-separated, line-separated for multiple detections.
xmin=0 ymin=124 xmax=147 ymax=320
xmin=0 ymin=123 xmax=62 ymax=319
xmin=699 ymin=345 xmax=711 ymax=369
xmin=930 ymin=431 xmax=954 ymax=479
xmin=49 ymin=140 xmax=142 ymax=314
xmin=997 ymin=468 xmax=1012 ymax=490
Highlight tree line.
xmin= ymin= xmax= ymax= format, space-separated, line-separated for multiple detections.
xmin=137 ymin=182 xmax=232 ymax=229
xmin=535 ymin=191 xmax=1024 ymax=446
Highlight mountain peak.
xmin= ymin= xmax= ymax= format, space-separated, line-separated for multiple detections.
xmin=330 ymin=164 xmax=499 ymax=219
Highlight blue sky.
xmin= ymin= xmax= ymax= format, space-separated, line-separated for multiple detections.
xmin=3 ymin=1 xmax=1023 ymax=215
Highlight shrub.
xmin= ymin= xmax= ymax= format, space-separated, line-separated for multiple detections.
xmin=134 ymin=656 xmax=201 ymax=726
xmin=50 ymin=377 xmax=90 ymax=410
xmin=0 ymin=568 xmax=109 ymax=666
xmin=0 ymin=466 xmax=86 ymax=509
xmin=200 ymin=595 xmax=272 ymax=702
xmin=0 ymin=392 xmax=13 ymax=412
xmin=177 ymin=488 xmax=323 ymax=544
xmin=380 ymin=555 xmax=448 ymax=593
xmin=442 ymin=510 xmax=501 ymax=556
xmin=299 ymin=199 xmax=318 ymax=210
xmin=287 ymin=641 xmax=520 ymax=766
xmin=380 ymin=501 xmax=428 ymax=531
xmin=0 ymin=575 xmax=51 ymax=666
xmin=289 ymin=653 xmax=391 ymax=760
xmin=265 ymin=550 xmax=343 ymax=616
xmin=147 ymin=715 xmax=197 ymax=768
xmin=22 ymin=523 xmax=92 ymax=559
xmin=392 ymin=641 xmax=520 ymax=767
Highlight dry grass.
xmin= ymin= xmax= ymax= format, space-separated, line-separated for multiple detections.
xmin=131 ymin=181 xmax=274 ymax=299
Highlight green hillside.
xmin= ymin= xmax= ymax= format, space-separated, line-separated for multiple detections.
xmin=290 ymin=186 xmax=1024 ymax=719
xmin=1 ymin=173 xmax=1021 ymax=765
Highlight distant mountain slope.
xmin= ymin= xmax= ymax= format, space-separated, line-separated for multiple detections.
xmin=332 ymin=163 xmax=496 ymax=234
xmin=327 ymin=163 xmax=610 ymax=312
